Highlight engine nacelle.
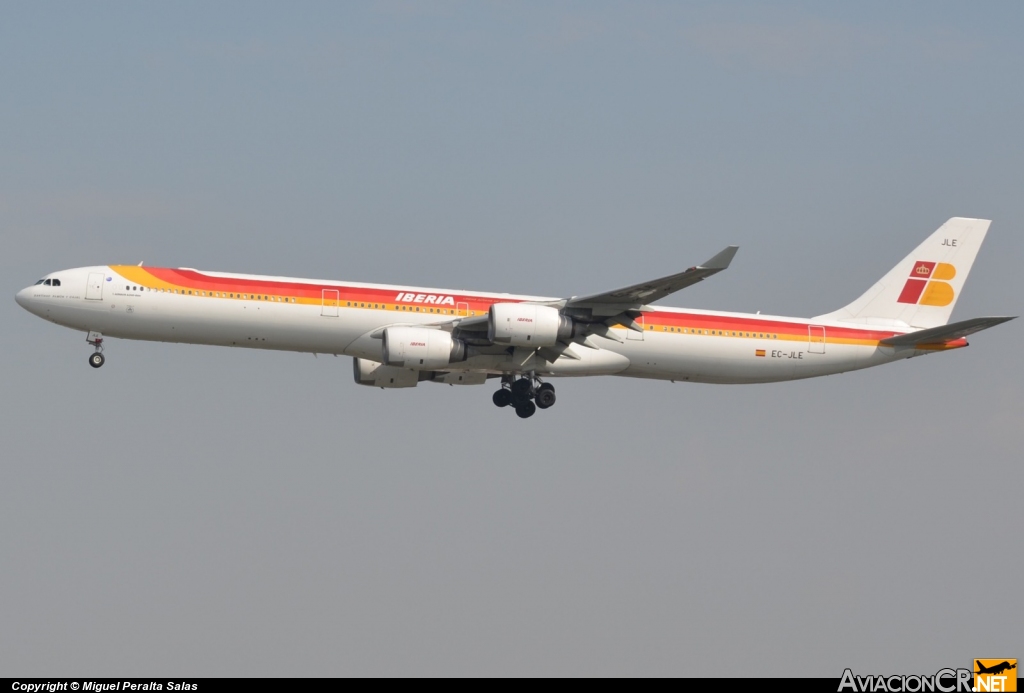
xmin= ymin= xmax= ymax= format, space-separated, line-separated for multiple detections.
xmin=488 ymin=303 xmax=573 ymax=347
xmin=352 ymin=358 xmax=421 ymax=388
xmin=381 ymin=326 xmax=466 ymax=369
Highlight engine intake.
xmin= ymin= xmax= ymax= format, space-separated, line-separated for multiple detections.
xmin=381 ymin=326 xmax=466 ymax=369
xmin=488 ymin=303 xmax=573 ymax=347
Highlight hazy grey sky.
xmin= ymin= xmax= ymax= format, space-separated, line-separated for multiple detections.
xmin=2 ymin=1 xmax=1021 ymax=676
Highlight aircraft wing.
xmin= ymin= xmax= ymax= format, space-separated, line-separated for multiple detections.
xmin=880 ymin=316 xmax=1016 ymax=347
xmin=566 ymin=245 xmax=739 ymax=310
xmin=404 ymin=245 xmax=740 ymax=347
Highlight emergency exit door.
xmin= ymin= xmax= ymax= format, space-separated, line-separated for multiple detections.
xmin=626 ymin=315 xmax=645 ymax=341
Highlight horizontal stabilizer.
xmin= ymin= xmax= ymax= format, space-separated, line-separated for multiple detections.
xmin=880 ymin=316 xmax=1015 ymax=347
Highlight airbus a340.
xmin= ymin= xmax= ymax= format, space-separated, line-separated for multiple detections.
xmin=16 ymin=217 xmax=1014 ymax=418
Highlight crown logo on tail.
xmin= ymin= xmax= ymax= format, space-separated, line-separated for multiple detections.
xmin=897 ymin=262 xmax=957 ymax=307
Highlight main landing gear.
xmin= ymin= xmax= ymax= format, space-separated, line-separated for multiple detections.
xmin=87 ymin=331 xmax=105 ymax=368
xmin=492 ymin=375 xmax=556 ymax=419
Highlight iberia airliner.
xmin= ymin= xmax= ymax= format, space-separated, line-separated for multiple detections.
xmin=15 ymin=217 xmax=1014 ymax=418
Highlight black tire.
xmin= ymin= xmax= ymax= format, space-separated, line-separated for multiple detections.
xmin=510 ymin=390 xmax=531 ymax=407
xmin=538 ymin=382 xmax=555 ymax=394
xmin=492 ymin=389 xmax=512 ymax=407
xmin=511 ymin=378 xmax=532 ymax=396
xmin=88 ymin=352 xmax=105 ymax=369
xmin=535 ymin=388 xmax=556 ymax=409
xmin=515 ymin=401 xmax=536 ymax=419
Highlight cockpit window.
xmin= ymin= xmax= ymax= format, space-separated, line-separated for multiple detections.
xmin=34 ymin=279 xmax=45 ymax=285
xmin=51 ymin=279 xmax=61 ymax=287
xmin=43 ymin=279 xmax=52 ymax=286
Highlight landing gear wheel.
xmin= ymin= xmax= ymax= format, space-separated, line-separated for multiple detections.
xmin=511 ymin=378 xmax=533 ymax=397
xmin=510 ymin=390 xmax=532 ymax=407
xmin=492 ymin=389 xmax=512 ymax=407
xmin=88 ymin=352 xmax=105 ymax=369
xmin=535 ymin=387 xmax=556 ymax=409
xmin=515 ymin=401 xmax=537 ymax=419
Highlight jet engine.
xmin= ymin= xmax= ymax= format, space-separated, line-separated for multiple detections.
xmin=381 ymin=326 xmax=466 ymax=369
xmin=488 ymin=303 xmax=574 ymax=347
xmin=353 ymin=358 xmax=422 ymax=388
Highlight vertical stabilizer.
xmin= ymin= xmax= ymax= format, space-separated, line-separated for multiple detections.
xmin=815 ymin=217 xmax=991 ymax=329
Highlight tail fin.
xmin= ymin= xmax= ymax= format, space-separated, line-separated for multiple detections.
xmin=815 ymin=217 xmax=991 ymax=329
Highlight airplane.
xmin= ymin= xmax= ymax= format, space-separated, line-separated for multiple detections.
xmin=976 ymin=661 xmax=1016 ymax=676
xmin=14 ymin=217 xmax=1015 ymax=419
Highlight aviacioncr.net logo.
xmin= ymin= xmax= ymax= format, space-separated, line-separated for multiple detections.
xmin=975 ymin=660 xmax=1017 ymax=692
xmin=838 ymin=668 xmax=972 ymax=692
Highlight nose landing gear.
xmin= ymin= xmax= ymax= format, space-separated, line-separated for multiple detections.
xmin=87 ymin=331 xmax=105 ymax=368
xmin=492 ymin=375 xmax=556 ymax=418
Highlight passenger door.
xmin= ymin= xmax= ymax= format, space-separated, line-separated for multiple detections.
xmin=808 ymin=325 xmax=826 ymax=354
xmin=85 ymin=272 xmax=105 ymax=300
xmin=322 ymin=289 xmax=340 ymax=317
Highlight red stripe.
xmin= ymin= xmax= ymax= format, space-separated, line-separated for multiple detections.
xmin=136 ymin=267 xmax=905 ymax=342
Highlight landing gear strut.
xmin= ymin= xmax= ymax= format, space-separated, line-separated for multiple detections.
xmin=491 ymin=374 xmax=556 ymax=419
xmin=87 ymin=331 xmax=105 ymax=369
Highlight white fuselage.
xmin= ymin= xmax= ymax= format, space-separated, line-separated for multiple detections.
xmin=15 ymin=264 xmax=949 ymax=385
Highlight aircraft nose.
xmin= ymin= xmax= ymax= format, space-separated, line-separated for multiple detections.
xmin=15 ymin=287 xmax=31 ymax=309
